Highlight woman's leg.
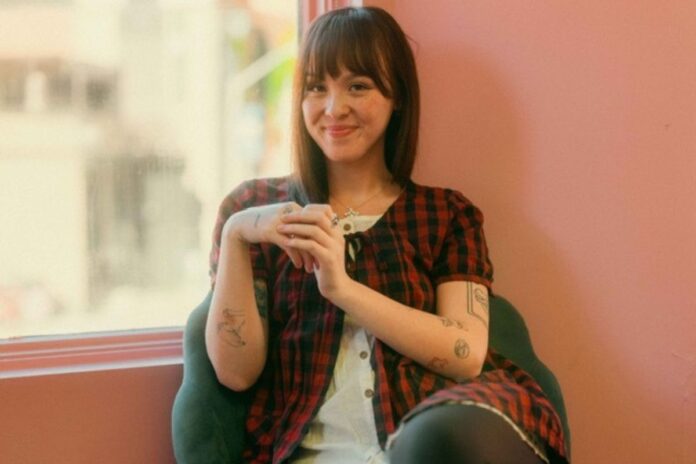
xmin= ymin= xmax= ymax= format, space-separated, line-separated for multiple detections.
xmin=387 ymin=404 xmax=545 ymax=464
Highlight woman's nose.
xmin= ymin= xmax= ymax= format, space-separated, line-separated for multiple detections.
xmin=325 ymin=92 xmax=349 ymax=117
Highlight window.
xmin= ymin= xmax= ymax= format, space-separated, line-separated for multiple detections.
xmin=0 ymin=0 xmax=298 ymax=339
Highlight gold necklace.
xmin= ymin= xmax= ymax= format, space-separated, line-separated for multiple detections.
xmin=331 ymin=186 xmax=386 ymax=218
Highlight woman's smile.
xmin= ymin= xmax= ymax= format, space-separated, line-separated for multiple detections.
xmin=324 ymin=124 xmax=358 ymax=139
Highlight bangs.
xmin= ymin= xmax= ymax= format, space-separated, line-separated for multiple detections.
xmin=302 ymin=10 xmax=394 ymax=97
xmin=292 ymin=7 xmax=420 ymax=202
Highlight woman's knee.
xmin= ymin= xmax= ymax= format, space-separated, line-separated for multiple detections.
xmin=387 ymin=404 xmax=543 ymax=464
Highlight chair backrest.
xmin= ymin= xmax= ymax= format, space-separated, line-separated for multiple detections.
xmin=488 ymin=295 xmax=571 ymax=456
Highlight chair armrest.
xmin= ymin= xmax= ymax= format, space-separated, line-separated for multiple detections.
xmin=171 ymin=292 xmax=250 ymax=464
xmin=489 ymin=295 xmax=571 ymax=456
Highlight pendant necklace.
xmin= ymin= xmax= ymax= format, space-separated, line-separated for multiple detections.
xmin=331 ymin=186 xmax=386 ymax=218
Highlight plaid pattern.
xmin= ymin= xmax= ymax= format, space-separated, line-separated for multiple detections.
xmin=209 ymin=176 xmax=567 ymax=463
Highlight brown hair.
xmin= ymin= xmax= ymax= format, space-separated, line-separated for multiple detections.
xmin=291 ymin=7 xmax=420 ymax=203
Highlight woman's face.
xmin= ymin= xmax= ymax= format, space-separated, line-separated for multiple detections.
xmin=302 ymin=67 xmax=394 ymax=167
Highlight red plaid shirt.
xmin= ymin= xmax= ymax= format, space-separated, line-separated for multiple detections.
xmin=210 ymin=177 xmax=566 ymax=463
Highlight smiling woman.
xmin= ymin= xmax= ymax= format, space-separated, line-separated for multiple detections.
xmin=191 ymin=6 xmax=568 ymax=464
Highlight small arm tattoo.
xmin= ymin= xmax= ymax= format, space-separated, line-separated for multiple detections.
xmin=427 ymin=357 xmax=449 ymax=370
xmin=254 ymin=279 xmax=268 ymax=319
xmin=281 ymin=204 xmax=293 ymax=215
xmin=466 ymin=282 xmax=488 ymax=329
xmin=474 ymin=287 xmax=489 ymax=313
xmin=439 ymin=316 xmax=468 ymax=330
xmin=217 ymin=308 xmax=247 ymax=347
xmin=454 ymin=338 xmax=470 ymax=359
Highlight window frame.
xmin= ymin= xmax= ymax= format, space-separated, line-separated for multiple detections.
xmin=0 ymin=328 xmax=183 ymax=379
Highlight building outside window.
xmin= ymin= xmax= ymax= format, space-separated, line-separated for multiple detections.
xmin=0 ymin=0 xmax=298 ymax=339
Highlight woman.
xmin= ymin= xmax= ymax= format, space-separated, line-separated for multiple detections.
xmin=205 ymin=6 xmax=567 ymax=464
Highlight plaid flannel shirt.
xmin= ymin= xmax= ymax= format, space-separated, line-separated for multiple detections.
xmin=209 ymin=177 xmax=566 ymax=463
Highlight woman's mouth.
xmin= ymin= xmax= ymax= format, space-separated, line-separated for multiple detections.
xmin=324 ymin=125 xmax=357 ymax=138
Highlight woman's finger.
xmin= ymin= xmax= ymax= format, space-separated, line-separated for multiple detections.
xmin=277 ymin=223 xmax=333 ymax=248
xmin=300 ymin=250 xmax=315 ymax=273
xmin=281 ymin=205 xmax=335 ymax=226
xmin=283 ymin=246 xmax=303 ymax=269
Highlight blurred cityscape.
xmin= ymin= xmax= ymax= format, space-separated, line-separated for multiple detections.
xmin=0 ymin=0 xmax=297 ymax=338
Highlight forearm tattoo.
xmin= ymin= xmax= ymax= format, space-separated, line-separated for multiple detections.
xmin=467 ymin=282 xmax=489 ymax=328
xmin=439 ymin=316 xmax=468 ymax=330
xmin=217 ymin=281 xmax=267 ymax=348
xmin=217 ymin=308 xmax=247 ymax=347
xmin=454 ymin=338 xmax=470 ymax=359
xmin=254 ymin=279 xmax=268 ymax=319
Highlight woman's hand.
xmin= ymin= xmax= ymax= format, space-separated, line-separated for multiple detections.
xmin=276 ymin=204 xmax=350 ymax=301
xmin=222 ymin=202 xmax=315 ymax=271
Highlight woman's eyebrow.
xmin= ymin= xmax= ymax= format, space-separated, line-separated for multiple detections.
xmin=304 ymin=71 xmax=374 ymax=82
xmin=339 ymin=72 xmax=374 ymax=81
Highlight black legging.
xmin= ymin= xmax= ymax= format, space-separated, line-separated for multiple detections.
xmin=387 ymin=404 xmax=545 ymax=464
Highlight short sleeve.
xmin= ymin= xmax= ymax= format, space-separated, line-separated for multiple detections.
xmin=208 ymin=181 xmax=269 ymax=289
xmin=431 ymin=190 xmax=494 ymax=290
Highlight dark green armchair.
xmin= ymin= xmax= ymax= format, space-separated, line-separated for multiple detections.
xmin=171 ymin=294 xmax=570 ymax=463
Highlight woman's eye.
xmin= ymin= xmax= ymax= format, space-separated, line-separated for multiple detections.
xmin=350 ymin=82 xmax=370 ymax=91
xmin=305 ymin=83 xmax=325 ymax=93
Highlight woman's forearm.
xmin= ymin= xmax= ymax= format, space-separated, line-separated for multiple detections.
xmin=330 ymin=280 xmax=488 ymax=382
xmin=205 ymin=223 xmax=268 ymax=391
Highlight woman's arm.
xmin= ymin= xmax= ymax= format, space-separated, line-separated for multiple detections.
xmin=206 ymin=201 xmax=315 ymax=391
xmin=205 ymin=220 xmax=270 ymax=392
xmin=277 ymin=206 xmax=489 ymax=382
xmin=330 ymin=279 xmax=489 ymax=382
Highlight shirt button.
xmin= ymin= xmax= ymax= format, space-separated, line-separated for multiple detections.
xmin=359 ymin=350 xmax=369 ymax=359
xmin=364 ymin=388 xmax=374 ymax=398
xmin=343 ymin=222 xmax=353 ymax=233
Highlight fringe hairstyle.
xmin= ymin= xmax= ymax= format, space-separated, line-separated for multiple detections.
xmin=290 ymin=7 xmax=420 ymax=203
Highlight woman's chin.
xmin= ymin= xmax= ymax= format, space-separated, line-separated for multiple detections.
xmin=322 ymin=150 xmax=365 ymax=164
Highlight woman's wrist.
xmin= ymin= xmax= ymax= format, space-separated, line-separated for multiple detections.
xmin=222 ymin=210 xmax=252 ymax=246
xmin=327 ymin=277 xmax=361 ymax=310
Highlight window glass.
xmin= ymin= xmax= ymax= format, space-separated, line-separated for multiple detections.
xmin=0 ymin=0 xmax=297 ymax=338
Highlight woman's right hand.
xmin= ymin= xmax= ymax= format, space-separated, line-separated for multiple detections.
xmin=222 ymin=202 xmax=315 ymax=271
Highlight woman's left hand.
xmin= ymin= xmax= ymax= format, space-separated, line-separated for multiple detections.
xmin=276 ymin=204 xmax=350 ymax=301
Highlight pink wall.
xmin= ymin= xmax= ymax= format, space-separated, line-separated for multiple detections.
xmin=0 ymin=365 xmax=182 ymax=463
xmin=369 ymin=0 xmax=696 ymax=462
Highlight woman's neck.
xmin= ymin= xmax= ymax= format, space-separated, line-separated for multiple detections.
xmin=328 ymin=154 xmax=391 ymax=192
xmin=327 ymin=162 xmax=401 ymax=216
